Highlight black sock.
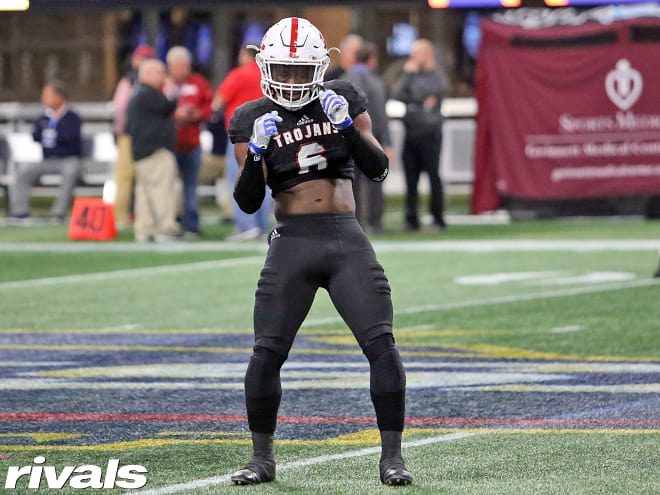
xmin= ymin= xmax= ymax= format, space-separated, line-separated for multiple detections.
xmin=251 ymin=431 xmax=274 ymax=461
xmin=380 ymin=430 xmax=403 ymax=461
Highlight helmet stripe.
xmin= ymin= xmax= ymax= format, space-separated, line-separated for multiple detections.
xmin=289 ymin=17 xmax=299 ymax=58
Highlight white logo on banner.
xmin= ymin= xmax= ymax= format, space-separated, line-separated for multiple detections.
xmin=605 ymin=59 xmax=643 ymax=111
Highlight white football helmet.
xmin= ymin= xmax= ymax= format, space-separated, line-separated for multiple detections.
xmin=252 ymin=17 xmax=331 ymax=110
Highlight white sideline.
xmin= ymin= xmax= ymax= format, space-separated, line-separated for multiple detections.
xmin=127 ymin=432 xmax=475 ymax=495
xmin=0 ymin=239 xmax=658 ymax=253
xmin=0 ymin=257 xmax=263 ymax=291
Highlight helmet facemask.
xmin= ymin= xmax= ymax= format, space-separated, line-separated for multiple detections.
xmin=257 ymin=57 xmax=329 ymax=110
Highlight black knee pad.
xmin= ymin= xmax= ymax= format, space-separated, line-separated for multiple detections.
xmin=364 ymin=333 xmax=406 ymax=394
xmin=365 ymin=335 xmax=406 ymax=431
xmin=244 ymin=346 xmax=286 ymax=434
xmin=364 ymin=333 xmax=396 ymax=364
xmin=245 ymin=346 xmax=286 ymax=398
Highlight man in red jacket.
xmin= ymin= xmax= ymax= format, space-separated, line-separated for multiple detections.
xmin=166 ymin=46 xmax=213 ymax=238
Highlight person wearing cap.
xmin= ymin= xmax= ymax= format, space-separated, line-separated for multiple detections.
xmin=111 ymin=44 xmax=156 ymax=230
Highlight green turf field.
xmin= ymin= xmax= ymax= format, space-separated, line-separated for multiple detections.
xmin=0 ymin=214 xmax=659 ymax=494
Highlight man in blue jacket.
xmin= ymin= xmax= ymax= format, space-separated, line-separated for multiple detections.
xmin=9 ymin=80 xmax=82 ymax=224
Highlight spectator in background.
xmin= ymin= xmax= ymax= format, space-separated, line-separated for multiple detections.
xmin=392 ymin=38 xmax=449 ymax=232
xmin=9 ymin=80 xmax=82 ymax=225
xmin=199 ymin=109 xmax=232 ymax=223
xmin=324 ymin=33 xmax=363 ymax=81
xmin=167 ymin=46 xmax=213 ymax=239
xmin=213 ymin=45 xmax=271 ymax=241
xmin=111 ymin=44 xmax=156 ymax=230
xmin=341 ymin=41 xmax=392 ymax=234
xmin=126 ymin=59 xmax=180 ymax=243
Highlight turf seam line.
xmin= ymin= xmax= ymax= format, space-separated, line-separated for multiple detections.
xmin=126 ymin=432 xmax=475 ymax=495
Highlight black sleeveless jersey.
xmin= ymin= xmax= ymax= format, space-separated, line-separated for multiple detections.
xmin=228 ymin=79 xmax=368 ymax=195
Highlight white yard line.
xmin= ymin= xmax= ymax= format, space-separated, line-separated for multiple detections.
xmin=1 ymin=243 xmax=657 ymax=314
xmin=0 ymin=257 xmax=263 ymax=291
xmin=127 ymin=432 xmax=475 ymax=495
xmin=372 ymin=239 xmax=660 ymax=252
xmin=303 ymin=277 xmax=660 ymax=327
xmin=2 ymin=239 xmax=657 ymax=293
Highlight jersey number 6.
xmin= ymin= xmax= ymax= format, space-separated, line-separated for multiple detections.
xmin=296 ymin=142 xmax=328 ymax=175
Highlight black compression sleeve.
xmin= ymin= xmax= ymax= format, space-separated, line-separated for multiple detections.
xmin=340 ymin=125 xmax=389 ymax=182
xmin=233 ymin=150 xmax=266 ymax=214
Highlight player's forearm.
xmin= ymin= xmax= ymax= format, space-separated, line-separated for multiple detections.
xmin=340 ymin=125 xmax=389 ymax=182
xmin=233 ymin=150 xmax=266 ymax=214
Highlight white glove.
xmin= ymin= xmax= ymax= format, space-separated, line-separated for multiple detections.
xmin=248 ymin=110 xmax=283 ymax=154
xmin=319 ymin=89 xmax=353 ymax=130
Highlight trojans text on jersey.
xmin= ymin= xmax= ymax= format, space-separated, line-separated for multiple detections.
xmin=271 ymin=121 xmax=338 ymax=149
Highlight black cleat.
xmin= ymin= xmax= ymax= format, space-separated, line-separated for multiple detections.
xmin=380 ymin=458 xmax=413 ymax=486
xmin=654 ymin=265 xmax=660 ymax=278
xmin=231 ymin=459 xmax=275 ymax=485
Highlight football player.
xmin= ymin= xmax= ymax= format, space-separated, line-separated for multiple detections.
xmin=228 ymin=17 xmax=413 ymax=487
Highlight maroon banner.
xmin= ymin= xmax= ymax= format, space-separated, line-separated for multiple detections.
xmin=472 ymin=18 xmax=660 ymax=213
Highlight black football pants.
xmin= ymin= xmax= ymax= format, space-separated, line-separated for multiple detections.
xmin=402 ymin=130 xmax=445 ymax=228
xmin=244 ymin=212 xmax=406 ymax=434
